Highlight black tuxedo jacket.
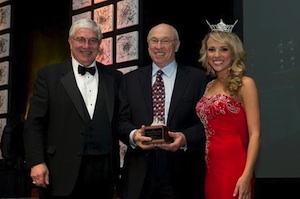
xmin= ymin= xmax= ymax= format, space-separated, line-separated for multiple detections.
xmin=118 ymin=63 xmax=208 ymax=199
xmin=23 ymin=59 xmax=123 ymax=195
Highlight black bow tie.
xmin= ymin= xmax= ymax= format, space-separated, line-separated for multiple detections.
xmin=78 ymin=65 xmax=96 ymax=75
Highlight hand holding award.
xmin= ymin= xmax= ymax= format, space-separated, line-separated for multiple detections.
xmin=144 ymin=117 xmax=173 ymax=144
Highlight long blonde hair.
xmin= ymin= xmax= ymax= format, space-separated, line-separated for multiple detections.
xmin=199 ymin=31 xmax=247 ymax=98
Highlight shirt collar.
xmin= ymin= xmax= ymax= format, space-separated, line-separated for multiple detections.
xmin=152 ymin=60 xmax=177 ymax=78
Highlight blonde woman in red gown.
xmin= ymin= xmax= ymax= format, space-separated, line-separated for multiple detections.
xmin=196 ymin=20 xmax=261 ymax=199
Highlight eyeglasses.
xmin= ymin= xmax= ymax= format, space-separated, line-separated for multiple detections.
xmin=72 ymin=37 xmax=99 ymax=46
xmin=148 ymin=38 xmax=176 ymax=45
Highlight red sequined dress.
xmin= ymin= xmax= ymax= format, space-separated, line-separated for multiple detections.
xmin=196 ymin=81 xmax=255 ymax=199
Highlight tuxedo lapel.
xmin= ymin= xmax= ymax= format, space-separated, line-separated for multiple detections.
xmin=95 ymin=67 xmax=114 ymax=123
xmin=61 ymin=70 xmax=89 ymax=122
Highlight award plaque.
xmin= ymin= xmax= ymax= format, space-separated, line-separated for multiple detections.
xmin=144 ymin=125 xmax=173 ymax=144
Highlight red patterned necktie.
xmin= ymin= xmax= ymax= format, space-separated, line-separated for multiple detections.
xmin=152 ymin=70 xmax=165 ymax=123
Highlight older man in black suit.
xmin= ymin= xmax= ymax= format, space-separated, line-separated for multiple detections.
xmin=23 ymin=18 xmax=123 ymax=198
xmin=118 ymin=23 xmax=208 ymax=199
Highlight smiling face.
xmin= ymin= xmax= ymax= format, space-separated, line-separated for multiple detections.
xmin=69 ymin=28 xmax=100 ymax=67
xmin=147 ymin=23 xmax=180 ymax=68
xmin=206 ymin=37 xmax=234 ymax=76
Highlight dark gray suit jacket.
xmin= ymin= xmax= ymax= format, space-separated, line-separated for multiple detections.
xmin=118 ymin=63 xmax=208 ymax=199
xmin=23 ymin=59 xmax=123 ymax=195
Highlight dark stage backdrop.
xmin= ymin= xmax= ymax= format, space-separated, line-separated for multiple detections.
xmin=243 ymin=0 xmax=300 ymax=178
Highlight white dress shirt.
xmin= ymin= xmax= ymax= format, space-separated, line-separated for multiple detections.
xmin=72 ymin=58 xmax=98 ymax=119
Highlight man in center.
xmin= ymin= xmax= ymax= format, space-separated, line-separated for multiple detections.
xmin=118 ymin=23 xmax=208 ymax=199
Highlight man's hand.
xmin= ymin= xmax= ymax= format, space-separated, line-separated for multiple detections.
xmin=156 ymin=131 xmax=187 ymax=152
xmin=133 ymin=125 xmax=157 ymax=150
xmin=31 ymin=163 xmax=49 ymax=187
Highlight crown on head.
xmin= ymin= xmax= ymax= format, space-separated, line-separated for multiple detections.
xmin=206 ymin=19 xmax=238 ymax=33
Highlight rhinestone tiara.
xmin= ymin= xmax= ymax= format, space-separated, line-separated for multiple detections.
xmin=206 ymin=19 xmax=238 ymax=33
